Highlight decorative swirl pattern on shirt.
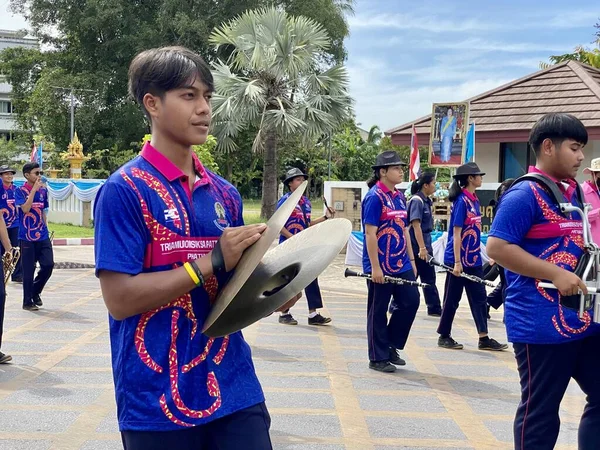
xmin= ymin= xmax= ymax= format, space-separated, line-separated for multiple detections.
xmin=461 ymin=196 xmax=481 ymax=267
xmin=375 ymin=190 xmax=408 ymax=273
xmin=24 ymin=208 xmax=44 ymax=241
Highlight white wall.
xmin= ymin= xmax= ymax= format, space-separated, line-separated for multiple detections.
xmin=474 ymin=142 xmax=500 ymax=183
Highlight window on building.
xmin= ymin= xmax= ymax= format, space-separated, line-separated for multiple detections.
xmin=500 ymin=142 xmax=536 ymax=180
xmin=0 ymin=100 xmax=13 ymax=114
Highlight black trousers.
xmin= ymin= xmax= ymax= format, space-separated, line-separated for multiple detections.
xmin=367 ymin=271 xmax=420 ymax=362
xmin=0 ymin=259 xmax=5 ymax=350
xmin=121 ymin=402 xmax=272 ymax=450
xmin=284 ymin=278 xmax=323 ymax=313
xmin=1 ymin=227 xmax=21 ymax=281
xmin=414 ymin=256 xmax=441 ymax=314
xmin=20 ymin=239 xmax=54 ymax=305
xmin=437 ymin=266 xmax=488 ymax=336
xmin=513 ymin=335 xmax=600 ymax=450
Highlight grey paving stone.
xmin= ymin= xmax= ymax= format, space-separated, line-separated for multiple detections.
xmin=359 ymin=394 xmax=446 ymax=413
xmin=11 ymin=330 xmax=88 ymax=341
xmin=0 ymin=364 xmax=27 ymax=382
xmin=466 ymin=397 xmax=519 ymax=416
xmin=330 ymin=316 xmax=366 ymax=325
xmin=79 ymin=441 xmax=123 ymax=450
xmin=258 ymin=375 xmax=331 ymax=390
xmin=35 ymin=370 xmax=114 ymax=385
xmin=96 ymin=411 xmax=119 ymax=433
xmin=265 ymin=391 xmax=335 ymax=409
xmin=448 ymin=378 xmax=519 ymax=395
xmin=366 ymin=416 xmax=466 ymax=440
xmin=374 ymin=447 xmax=473 ymax=450
xmin=435 ymin=363 xmax=515 ymax=378
xmin=275 ymin=445 xmax=345 ymax=450
xmin=75 ymin=343 xmax=111 ymax=355
xmin=270 ymin=414 xmax=342 ymax=438
xmin=4 ymin=354 xmax=44 ymax=366
xmin=352 ymin=375 xmax=432 ymax=392
xmin=3 ymin=341 xmax=64 ymax=353
xmin=0 ymin=410 xmax=80 ymax=433
xmin=342 ymin=348 xmax=369 ymax=361
xmin=36 ymin=319 xmax=98 ymax=330
xmin=255 ymin=334 xmax=322 ymax=346
xmin=3 ymin=387 xmax=105 ymax=406
xmin=56 ymin=355 xmax=112 ymax=368
xmin=484 ymin=418 xmax=580 ymax=445
xmin=426 ymin=349 xmax=502 ymax=362
xmin=0 ymin=440 xmax=52 ymax=450
xmin=347 ymin=361 xmax=419 ymax=375
xmin=253 ymin=359 xmax=327 ymax=374
xmin=252 ymin=346 xmax=324 ymax=360
xmin=337 ymin=337 xmax=368 ymax=347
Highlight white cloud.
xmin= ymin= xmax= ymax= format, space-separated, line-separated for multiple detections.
xmin=547 ymin=9 xmax=599 ymax=28
xmin=348 ymin=13 xmax=499 ymax=33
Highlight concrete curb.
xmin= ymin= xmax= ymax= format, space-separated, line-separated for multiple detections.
xmin=53 ymin=238 xmax=94 ymax=246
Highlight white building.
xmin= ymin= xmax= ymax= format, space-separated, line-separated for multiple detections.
xmin=0 ymin=29 xmax=38 ymax=141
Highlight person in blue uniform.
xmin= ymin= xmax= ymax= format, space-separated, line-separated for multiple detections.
xmin=0 ymin=165 xmax=21 ymax=282
xmin=15 ymin=162 xmax=54 ymax=311
xmin=277 ymin=167 xmax=334 ymax=326
xmin=94 ymin=46 xmax=274 ymax=450
xmin=437 ymin=162 xmax=507 ymax=351
xmin=408 ymin=171 xmax=442 ymax=316
xmin=488 ymin=113 xmax=600 ymax=450
xmin=0 ymin=182 xmax=14 ymax=364
xmin=362 ymin=151 xmax=420 ymax=373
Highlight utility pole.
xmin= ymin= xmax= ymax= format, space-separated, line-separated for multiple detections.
xmin=49 ymin=86 xmax=96 ymax=141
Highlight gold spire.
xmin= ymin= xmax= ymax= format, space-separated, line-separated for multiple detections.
xmin=66 ymin=132 xmax=85 ymax=159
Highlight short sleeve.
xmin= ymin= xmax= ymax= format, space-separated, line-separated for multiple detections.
xmin=489 ymin=186 xmax=536 ymax=245
xmin=408 ymin=198 xmax=424 ymax=223
xmin=15 ymin=188 xmax=25 ymax=207
xmin=363 ymin=193 xmax=382 ymax=227
xmin=450 ymin=198 xmax=467 ymax=228
xmin=94 ymin=181 xmax=149 ymax=276
xmin=276 ymin=195 xmax=286 ymax=210
xmin=43 ymin=189 xmax=49 ymax=209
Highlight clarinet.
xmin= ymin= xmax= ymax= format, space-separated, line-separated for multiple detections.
xmin=344 ymin=268 xmax=430 ymax=288
xmin=427 ymin=256 xmax=495 ymax=288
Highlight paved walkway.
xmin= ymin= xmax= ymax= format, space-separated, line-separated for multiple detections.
xmin=0 ymin=247 xmax=585 ymax=449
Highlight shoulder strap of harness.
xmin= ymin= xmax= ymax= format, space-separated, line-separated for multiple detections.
xmin=513 ymin=173 xmax=584 ymax=217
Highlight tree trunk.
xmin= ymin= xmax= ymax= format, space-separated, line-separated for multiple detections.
xmin=260 ymin=130 xmax=278 ymax=219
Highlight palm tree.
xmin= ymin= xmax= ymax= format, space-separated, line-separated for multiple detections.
xmin=540 ymin=40 xmax=600 ymax=69
xmin=210 ymin=7 xmax=353 ymax=218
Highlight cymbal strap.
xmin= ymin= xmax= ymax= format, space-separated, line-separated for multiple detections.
xmin=211 ymin=239 xmax=226 ymax=274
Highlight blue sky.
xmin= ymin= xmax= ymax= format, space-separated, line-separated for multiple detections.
xmin=1 ymin=0 xmax=598 ymax=133
xmin=346 ymin=0 xmax=599 ymax=132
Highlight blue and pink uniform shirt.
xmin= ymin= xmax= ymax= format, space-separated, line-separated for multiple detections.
xmin=444 ymin=189 xmax=482 ymax=267
xmin=362 ymin=181 xmax=411 ymax=275
xmin=277 ymin=193 xmax=311 ymax=244
xmin=94 ymin=142 xmax=264 ymax=432
xmin=490 ymin=166 xmax=600 ymax=344
xmin=1 ymin=184 xmax=19 ymax=229
xmin=15 ymin=184 xmax=49 ymax=241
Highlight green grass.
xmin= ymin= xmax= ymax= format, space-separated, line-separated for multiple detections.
xmin=242 ymin=198 xmax=324 ymax=224
xmin=48 ymin=223 xmax=94 ymax=239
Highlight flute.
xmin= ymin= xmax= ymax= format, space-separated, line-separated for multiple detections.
xmin=427 ymin=256 xmax=495 ymax=288
xmin=344 ymin=268 xmax=430 ymax=288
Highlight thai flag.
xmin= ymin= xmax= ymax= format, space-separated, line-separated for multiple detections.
xmin=409 ymin=124 xmax=420 ymax=181
xmin=31 ymin=142 xmax=43 ymax=169
xmin=30 ymin=142 xmax=37 ymax=162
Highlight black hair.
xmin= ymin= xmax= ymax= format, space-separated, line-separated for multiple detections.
xmin=529 ymin=113 xmax=588 ymax=155
xmin=128 ymin=46 xmax=214 ymax=119
xmin=22 ymin=162 xmax=39 ymax=174
xmin=410 ymin=172 xmax=436 ymax=195
xmin=448 ymin=175 xmax=470 ymax=202
xmin=367 ymin=168 xmax=383 ymax=189
xmin=495 ymin=178 xmax=516 ymax=202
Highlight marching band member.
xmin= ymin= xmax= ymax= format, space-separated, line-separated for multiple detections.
xmin=437 ymin=162 xmax=507 ymax=351
xmin=0 ymin=165 xmax=21 ymax=282
xmin=277 ymin=167 xmax=334 ymax=326
xmin=0 ymin=183 xmax=13 ymax=364
xmin=488 ymin=113 xmax=600 ymax=450
xmin=408 ymin=171 xmax=442 ymax=316
xmin=15 ymin=162 xmax=54 ymax=311
xmin=94 ymin=46 xmax=274 ymax=449
xmin=581 ymin=157 xmax=600 ymax=245
xmin=363 ymin=151 xmax=419 ymax=373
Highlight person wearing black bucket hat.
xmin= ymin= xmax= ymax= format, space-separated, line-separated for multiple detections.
xmin=0 ymin=165 xmax=22 ymax=282
xmin=362 ymin=151 xmax=420 ymax=373
xmin=436 ymin=162 xmax=507 ymax=352
xmin=0 ymin=175 xmax=14 ymax=364
xmin=276 ymin=167 xmax=335 ymax=326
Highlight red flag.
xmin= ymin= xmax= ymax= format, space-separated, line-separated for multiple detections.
xmin=409 ymin=124 xmax=420 ymax=181
xmin=30 ymin=142 xmax=37 ymax=162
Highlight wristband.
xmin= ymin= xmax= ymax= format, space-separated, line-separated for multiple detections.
xmin=189 ymin=260 xmax=205 ymax=286
xmin=183 ymin=262 xmax=201 ymax=286
xmin=211 ymin=239 xmax=226 ymax=274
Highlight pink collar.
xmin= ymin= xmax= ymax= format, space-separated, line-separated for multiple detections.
xmin=140 ymin=141 xmax=210 ymax=185
xmin=462 ymin=188 xmax=478 ymax=202
xmin=528 ymin=165 xmax=577 ymax=197
xmin=376 ymin=180 xmax=398 ymax=196
xmin=528 ymin=166 xmax=560 ymax=183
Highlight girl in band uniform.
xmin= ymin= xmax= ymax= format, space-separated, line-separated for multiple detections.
xmin=437 ymin=162 xmax=507 ymax=351
xmin=362 ymin=151 xmax=420 ymax=373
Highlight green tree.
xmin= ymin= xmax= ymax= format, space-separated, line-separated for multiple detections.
xmin=210 ymin=7 xmax=352 ymax=218
xmin=540 ymin=37 xmax=600 ymax=69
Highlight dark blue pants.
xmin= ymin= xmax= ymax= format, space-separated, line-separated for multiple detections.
xmin=20 ymin=238 xmax=54 ymax=305
xmin=121 ymin=402 xmax=272 ymax=450
xmin=437 ymin=266 xmax=488 ymax=336
xmin=513 ymin=335 xmax=600 ymax=450
xmin=304 ymin=278 xmax=323 ymax=310
xmin=414 ymin=256 xmax=441 ymax=314
xmin=0 ymin=259 xmax=5 ymax=351
xmin=367 ymin=271 xmax=420 ymax=362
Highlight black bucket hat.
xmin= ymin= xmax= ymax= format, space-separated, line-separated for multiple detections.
xmin=453 ymin=162 xmax=485 ymax=179
xmin=372 ymin=151 xmax=407 ymax=169
xmin=283 ymin=167 xmax=308 ymax=185
xmin=0 ymin=165 xmax=16 ymax=175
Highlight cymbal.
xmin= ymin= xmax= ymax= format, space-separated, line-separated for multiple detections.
xmin=202 ymin=181 xmax=307 ymax=334
xmin=203 ymin=217 xmax=352 ymax=337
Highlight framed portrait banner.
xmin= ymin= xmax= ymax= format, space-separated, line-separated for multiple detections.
xmin=428 ymin=102 xmax=470 ymax=167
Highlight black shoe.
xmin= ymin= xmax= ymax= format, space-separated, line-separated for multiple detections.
xmin=33 ymin=294 xmax=43 ymax=307
xmin=478 ymin=337 xmax=508 ymax=351
xmin=438 ymin=336 xmax=464 ymax=349
xmin=388 ymin=347 xmax=406 ymax=366
xmin=278 ymin=314 xmax=298 ymax=325
xmin=369 ymin=361 xmax=396 ymax=373
xmin=427 ymin=310 xmax=442 ymax=317
xmin=0 ymin=352 xmax=12 ymax=364
xmin=308 ymin=313 xmax=331 ymax=326
xmin=22 ymin=303 xmax=39 ymax=311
